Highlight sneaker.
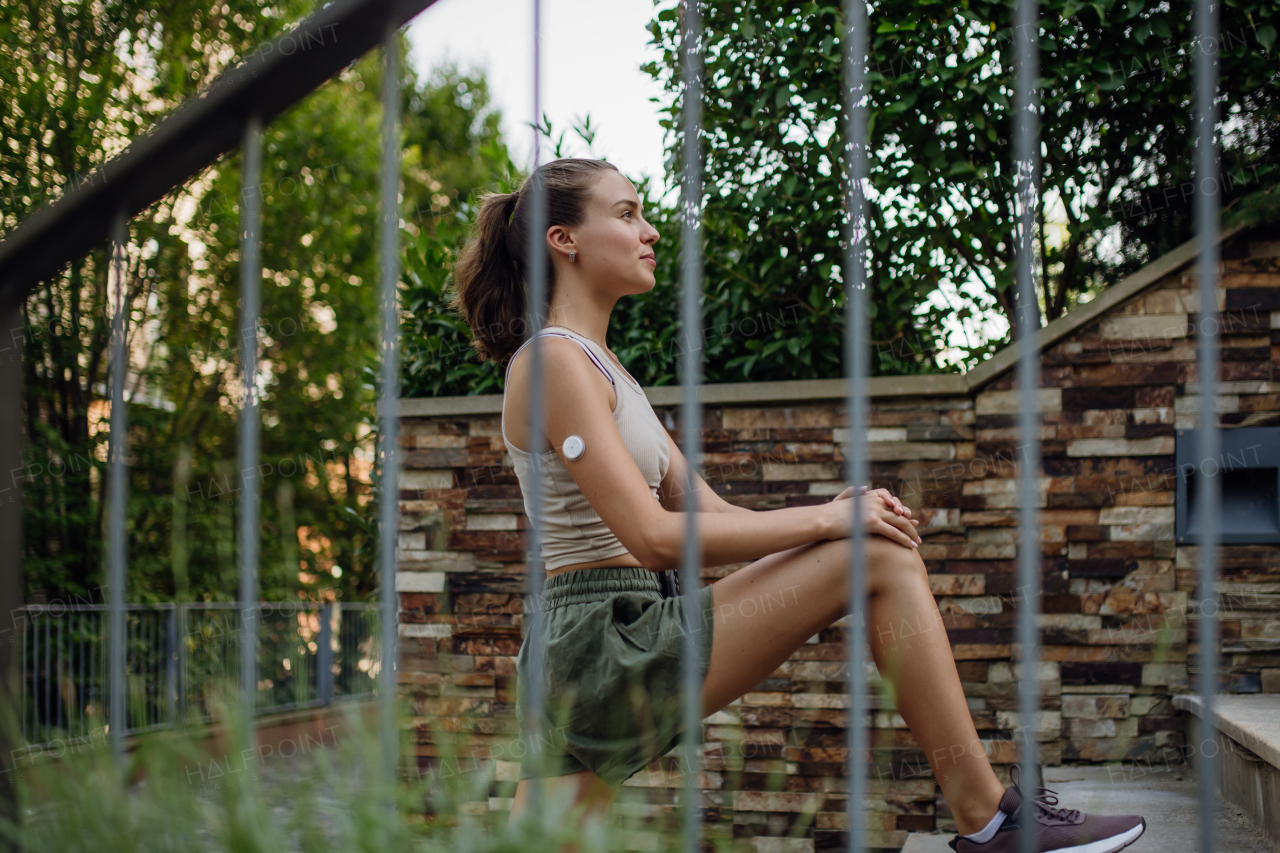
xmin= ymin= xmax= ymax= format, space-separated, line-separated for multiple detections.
xmin=950 ymin=767 xmax=1146 ymax=853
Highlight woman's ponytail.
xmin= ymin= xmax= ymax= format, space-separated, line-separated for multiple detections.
xmin=452 ymin=190 xmax=527 ymax=363
xmin=452 ymin=158 xmax=618 ymax=365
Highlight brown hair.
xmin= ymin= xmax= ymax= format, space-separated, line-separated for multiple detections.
xmin=452 ymin=157 xmax=619 ymax=364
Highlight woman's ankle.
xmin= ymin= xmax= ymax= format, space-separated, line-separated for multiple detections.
xmin=951 ymin=783 xmax=1008 ymax=837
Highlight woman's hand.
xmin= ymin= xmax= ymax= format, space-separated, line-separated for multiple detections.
xmin=824 ymin=486 xmax=921 ymax=548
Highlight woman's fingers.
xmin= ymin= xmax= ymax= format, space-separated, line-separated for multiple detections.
xmin=859 ymin=487 xmax=918 ymax=524
xmin=881 ymin=508 xmax=922 ymax=545
xmin=874 ymin=488 xmax=906 ymax=515
xmin=872 ymin=516 xmax=918 ymax=549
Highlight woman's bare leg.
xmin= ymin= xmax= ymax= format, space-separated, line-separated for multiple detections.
xmin=508 ymin=769 xmax=617 ymax=826
xmin=700 ymin=536 xmax=1007 ymax=836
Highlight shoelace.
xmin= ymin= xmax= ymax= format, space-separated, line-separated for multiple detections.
xmin=1008 ymin=765 xmax=1082 ymax=825
xmin=1027 ymin=787 xmax=1081 ymax=824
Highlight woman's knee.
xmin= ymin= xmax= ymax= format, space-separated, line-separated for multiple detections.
xmin=864 ymin=534 xmax=928 ymax=595
xmin=806 ymin=534 xmax=927 ymax=598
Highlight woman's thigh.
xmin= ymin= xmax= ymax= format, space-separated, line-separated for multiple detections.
xmin=509 ymin=769 xmax=617 ymax=822
xmin=700 ymin=535 xmax=918 ymax=717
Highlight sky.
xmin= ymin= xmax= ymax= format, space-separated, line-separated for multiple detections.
xmin=406 ymin=0 xmax=672 ymax=186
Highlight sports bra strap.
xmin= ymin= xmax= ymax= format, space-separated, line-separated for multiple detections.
xmin=504 ymin=331 xmax=615 ymax=388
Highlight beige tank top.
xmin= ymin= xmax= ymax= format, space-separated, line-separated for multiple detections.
xmin=501 ymin=328 xmax=672 ymax=570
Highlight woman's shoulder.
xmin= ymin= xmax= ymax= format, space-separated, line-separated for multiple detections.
xmin=507 ymin=333 xmax=601 ymax=377
xmin=506 ymin=335 xmax=618 ymax=402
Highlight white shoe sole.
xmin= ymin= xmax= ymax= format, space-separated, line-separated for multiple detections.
xmin=1050 ymin=822 xmax=1146 ymax=853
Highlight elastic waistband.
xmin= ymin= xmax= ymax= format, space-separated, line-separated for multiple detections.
xmin=540 ymin=566 xmax=661 ymax=608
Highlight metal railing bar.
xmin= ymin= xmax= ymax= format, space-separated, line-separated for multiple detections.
xmin=151 ymin=612 xmax=158 ymax=728
xmin=1193 ymin=0 xmax=1221 ymax=844
xmin=78 ymin=613 xmax=85 ymax=733
xmin=20 ymin=602 xmax=27 ymax=739
xmin=21 ymin=602 xmax=377 ymax=615
xmin=106 ymin=209 xmax=129 ymax=768
xmin=0 ymin=0 xmax=442 ymax=305
xmin=88 ymin=613 xmax=94 ymax=735
xmin=17 ymin=602 xmax=381 ymax=743
xmin=238 ymin=114 xmax=264 ymax=723
xmin=177 ymin=603 xmax=187 ymax=722
xmin=56 ymin=615 xmax=63 ymax=731
xmin=166 ymin=608 xmax=177 ymax=727
xmin=376 ymin=20 xmax=404 ymax=791
xmin=522 ymin=0 xmax=549 ymax=813
xmin=319 ymin=603 xmax=334 ymax=704
xmin=19 ymin=604 xmax=177 ymax=612
xmin=42 ymin=617 xmax=49 ymax=742
xmin=151 ymin=612 xmax=159 ymax=728
xmin=142 ymin=612 xmax=149 ymax=728
xmin=841 ymin=0 xmax=870 ymax=849
xmin=679 ymin=2 xmax=705 ymax=850
xmin=1013 ymin=0 xmax=1043 ymax=845
xmin=127 ymin=612 xmax=133 ymax=730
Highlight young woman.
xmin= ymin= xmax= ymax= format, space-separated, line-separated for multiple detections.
xmin=452 ymin=158 xmax=1147 ymax=853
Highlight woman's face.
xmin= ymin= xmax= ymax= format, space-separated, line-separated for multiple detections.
xmin=559 ymin=169 xmax=660 ymax=296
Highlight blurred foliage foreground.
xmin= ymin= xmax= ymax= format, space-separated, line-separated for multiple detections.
xmin=0 ymin=697 xmax=633 ymax=853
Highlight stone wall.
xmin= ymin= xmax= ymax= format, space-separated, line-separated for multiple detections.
xmin=393 ymin=230 xmax=1280 ymax=848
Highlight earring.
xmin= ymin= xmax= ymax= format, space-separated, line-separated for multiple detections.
xmin=568 ymin=250 xmax=577 ymax=263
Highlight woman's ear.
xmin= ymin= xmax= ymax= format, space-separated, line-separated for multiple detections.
xmin=546 ymin=224 xmax=577 ymax=264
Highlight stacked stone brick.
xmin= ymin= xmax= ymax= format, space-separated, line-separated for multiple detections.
xmin=394 ymin=228 xmax=1280 ymax=849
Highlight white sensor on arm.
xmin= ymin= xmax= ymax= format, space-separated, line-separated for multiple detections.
xmin=562 ymin=435 xmax=586 ymax=461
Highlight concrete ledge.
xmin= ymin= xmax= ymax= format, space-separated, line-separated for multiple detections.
xmin=963 ymin=226 xmax=1243 ymax=391
xmin=401 ymin=395 xmax=503 ymax=417
xmin=397 ymin=375 xmax=967 ymax=417
xmin=392 ymin=226 xmax=1245 ymax=419
xmin=1174 ymin=694 xmax=1280 ymax=771
xmin=1177 ymin=693 xmax=1280 ymax=846
xmin=397 ymin=375 xmax=970 ymax=417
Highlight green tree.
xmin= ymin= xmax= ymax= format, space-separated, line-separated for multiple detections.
xmin=4 ymin=0 xmax=318 ymax=601
xmin=5 ymin=1 xmax=514 ymax=602
xmin=642 ymin=0 xmax=1280 ymax=376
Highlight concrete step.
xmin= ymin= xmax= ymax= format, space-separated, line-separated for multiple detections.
xmin=1176 ymin=693 xmax=1280 ymax=847
xmin=901 ymin=765 xmax=1276 ymax=853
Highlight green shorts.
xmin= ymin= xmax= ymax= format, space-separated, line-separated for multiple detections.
xmin=514 ymin=566 xmax=716 ymax=787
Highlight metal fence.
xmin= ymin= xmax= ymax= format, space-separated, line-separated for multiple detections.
xmin=0 ymin=0 xmax=1223 ymax=850
xmin=18 ymin=603 xmax=380 ymax=747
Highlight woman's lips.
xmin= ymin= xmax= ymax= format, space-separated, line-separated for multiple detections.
xmin=641 ymin=255 xmax=656 ymax=266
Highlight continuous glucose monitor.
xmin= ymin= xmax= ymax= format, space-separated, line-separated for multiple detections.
xmin=562 ymin=434 xmax=586 ymax=461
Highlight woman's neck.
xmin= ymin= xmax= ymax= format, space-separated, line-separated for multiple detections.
xmin=545 ymin=300 xmax=613 ymax=349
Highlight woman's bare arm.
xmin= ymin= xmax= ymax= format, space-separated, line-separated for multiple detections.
xmin=505 ymin=339 xmax=921 ymax=572
xmin=656 ymin=431 xmax=752 ymax=515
